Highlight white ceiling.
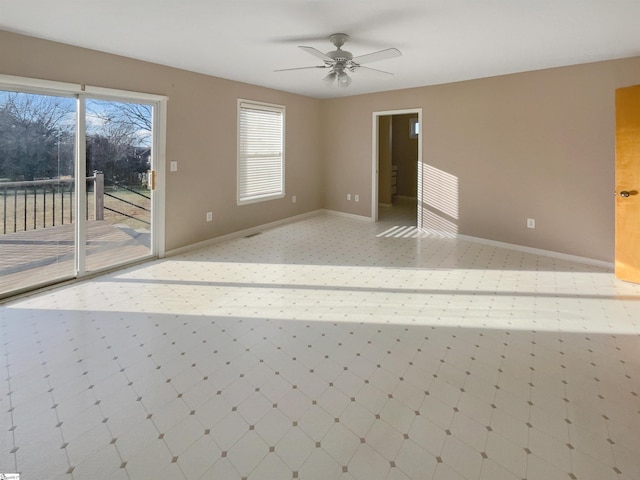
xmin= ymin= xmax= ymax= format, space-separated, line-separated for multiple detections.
xmin=2 ymin=0 xmax=640 ymax=99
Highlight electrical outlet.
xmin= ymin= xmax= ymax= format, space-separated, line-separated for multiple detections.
xmin=170 ymin=161 xmax=178 ymax=172
xmin=347 ymin=194 xmax=351 ymax=201
xmin=527 ymin=218 xmax=535 ymax=229
xmin=292 ymin=195 xmax=296 ymax=203
xmin=206 ymin=212 xmax=213 ymax=222
xmin=355 ymin=194 xmax=359 ymax=202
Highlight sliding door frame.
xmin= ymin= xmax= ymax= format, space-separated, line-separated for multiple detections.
xmin=82 ymin=86 xmax=167 ymax=274
xmin=76 ymin=94 xmax=87 ymax=274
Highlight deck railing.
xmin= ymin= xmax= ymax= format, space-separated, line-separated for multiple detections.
xmin=0 ymin=173 xmax=104 ymax=234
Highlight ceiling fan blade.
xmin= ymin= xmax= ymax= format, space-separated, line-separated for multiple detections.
xmin=299 ymin=46 xmax=333 ymax=62
xmin=352 ymin=48 xmax=402 ymax=65
xmin=274 ymin=65 xmax=328 ymax=72
xmin=272 ymin=34 xmax=332 ymax=44
xmin=356 ymin=65 xmax=394 ymax=76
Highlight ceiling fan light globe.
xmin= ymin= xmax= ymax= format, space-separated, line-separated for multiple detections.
xmin=338 ymin=72 xmax=352 ymax=87
xmin=323 ymin=72 xmax=337 ymax=84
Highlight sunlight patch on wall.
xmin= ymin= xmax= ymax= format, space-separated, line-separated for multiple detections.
xmin=419 ymin=210 xmax=458 ymax=238
xmin=424 ymin=164 xmax=458 ymax=219
xmin=419 ymin=163 xmax=459 ymax=235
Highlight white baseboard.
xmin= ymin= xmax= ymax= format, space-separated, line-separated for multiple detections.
xmin=457 ymin=233 xmax=614 ymax=270
xmin=166 ymin=209 xmax=613 ymax=270
xmin=165 ymin=210 xmax=324 ymax=257
xmin=321 ymin=209 xmax=374 ymax=222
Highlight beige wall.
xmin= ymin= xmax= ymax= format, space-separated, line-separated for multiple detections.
xmin=323 ymin=58 xmax=640 ymax=262
xmin=0 ymin=30 xmax=323 ymax=251
xmin=3 ymin=29 xmax=640 ymax=262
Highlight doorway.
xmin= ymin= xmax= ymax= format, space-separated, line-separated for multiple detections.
xmin=371 ymin=109 xmax=422 ymax=225
xmin=0 ymin=80 xmax=166 ymax=298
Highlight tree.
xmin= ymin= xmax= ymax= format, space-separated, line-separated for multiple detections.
xmin=110 ymin=102 xmax=152 ymax=134
xmin=86 ymin=100 xmax=152 ymax=184
xmin=0 ymin=92 xmax=75 ymax=180
xmin=0 ymin=92 xmax=152 ymax=184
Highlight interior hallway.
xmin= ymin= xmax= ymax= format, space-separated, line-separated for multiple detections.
xmin=378 ymin=196 xmax=418 ymax=227
xmin=1 ymin=211 xmax=639 ymax=480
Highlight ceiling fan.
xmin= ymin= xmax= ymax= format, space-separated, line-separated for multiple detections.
xmin=275 ymin=33 xmax=402 ymax=87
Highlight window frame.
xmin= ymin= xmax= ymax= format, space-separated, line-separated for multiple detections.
xmin=237 ymin=99 xmax=285 ymax=206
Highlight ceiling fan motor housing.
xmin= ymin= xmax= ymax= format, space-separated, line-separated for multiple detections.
xmin=327 ymin=33 xmax=355 ymax=70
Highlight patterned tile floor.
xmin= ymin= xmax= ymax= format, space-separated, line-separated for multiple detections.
xmin=1 ymin=201 xmax=639 ymax=480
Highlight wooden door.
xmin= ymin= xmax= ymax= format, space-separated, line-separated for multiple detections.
xmin=615 ymin=86 xmax=640 ymax=283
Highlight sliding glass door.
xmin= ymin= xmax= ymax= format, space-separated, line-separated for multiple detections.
xmin=0 ymin=90 xmax=77 ymax=295
xmin=0 ymin=85 xmax=161 ymax=298
xmin=84 ymin=98 xmax=154 ymax=272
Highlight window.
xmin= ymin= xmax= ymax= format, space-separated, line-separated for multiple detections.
xmin=237 ymin=99 xmax=285 ymax=205
xmin=410 ymin=117 xmax=419 ymax=138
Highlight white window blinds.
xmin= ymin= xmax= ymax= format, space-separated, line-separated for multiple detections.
xmin=237 ymin=100 xmax=285 ymax=205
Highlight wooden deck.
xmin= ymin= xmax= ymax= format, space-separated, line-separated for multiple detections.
xmin=0 ymin=221 xmax=150 ymax=296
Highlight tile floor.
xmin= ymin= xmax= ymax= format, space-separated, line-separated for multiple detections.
xmin=1 ymin=203 xmax=639 ymax=480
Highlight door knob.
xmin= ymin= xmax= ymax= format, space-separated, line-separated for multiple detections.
xmin=620 ymin=191 xmax=630 ymax=197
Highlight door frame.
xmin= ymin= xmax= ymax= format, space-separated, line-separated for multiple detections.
xmin=371 ymin=108 xmax=423 ymax=225
xmin=82 ymin=86 xmax=168 ymax=273
xmin=0 ymin=74 xmax=167 ymax=291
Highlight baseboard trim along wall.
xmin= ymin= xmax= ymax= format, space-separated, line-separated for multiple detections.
xmin=322 ymin=209 xmax=374 ymax=222
xmin=165 ymin=210 xmax=324 ymax=257
xmin=457 ymin=233 xmax=614 ymax=270
xmin=167 ymin=209 xmax=613 ymax=271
